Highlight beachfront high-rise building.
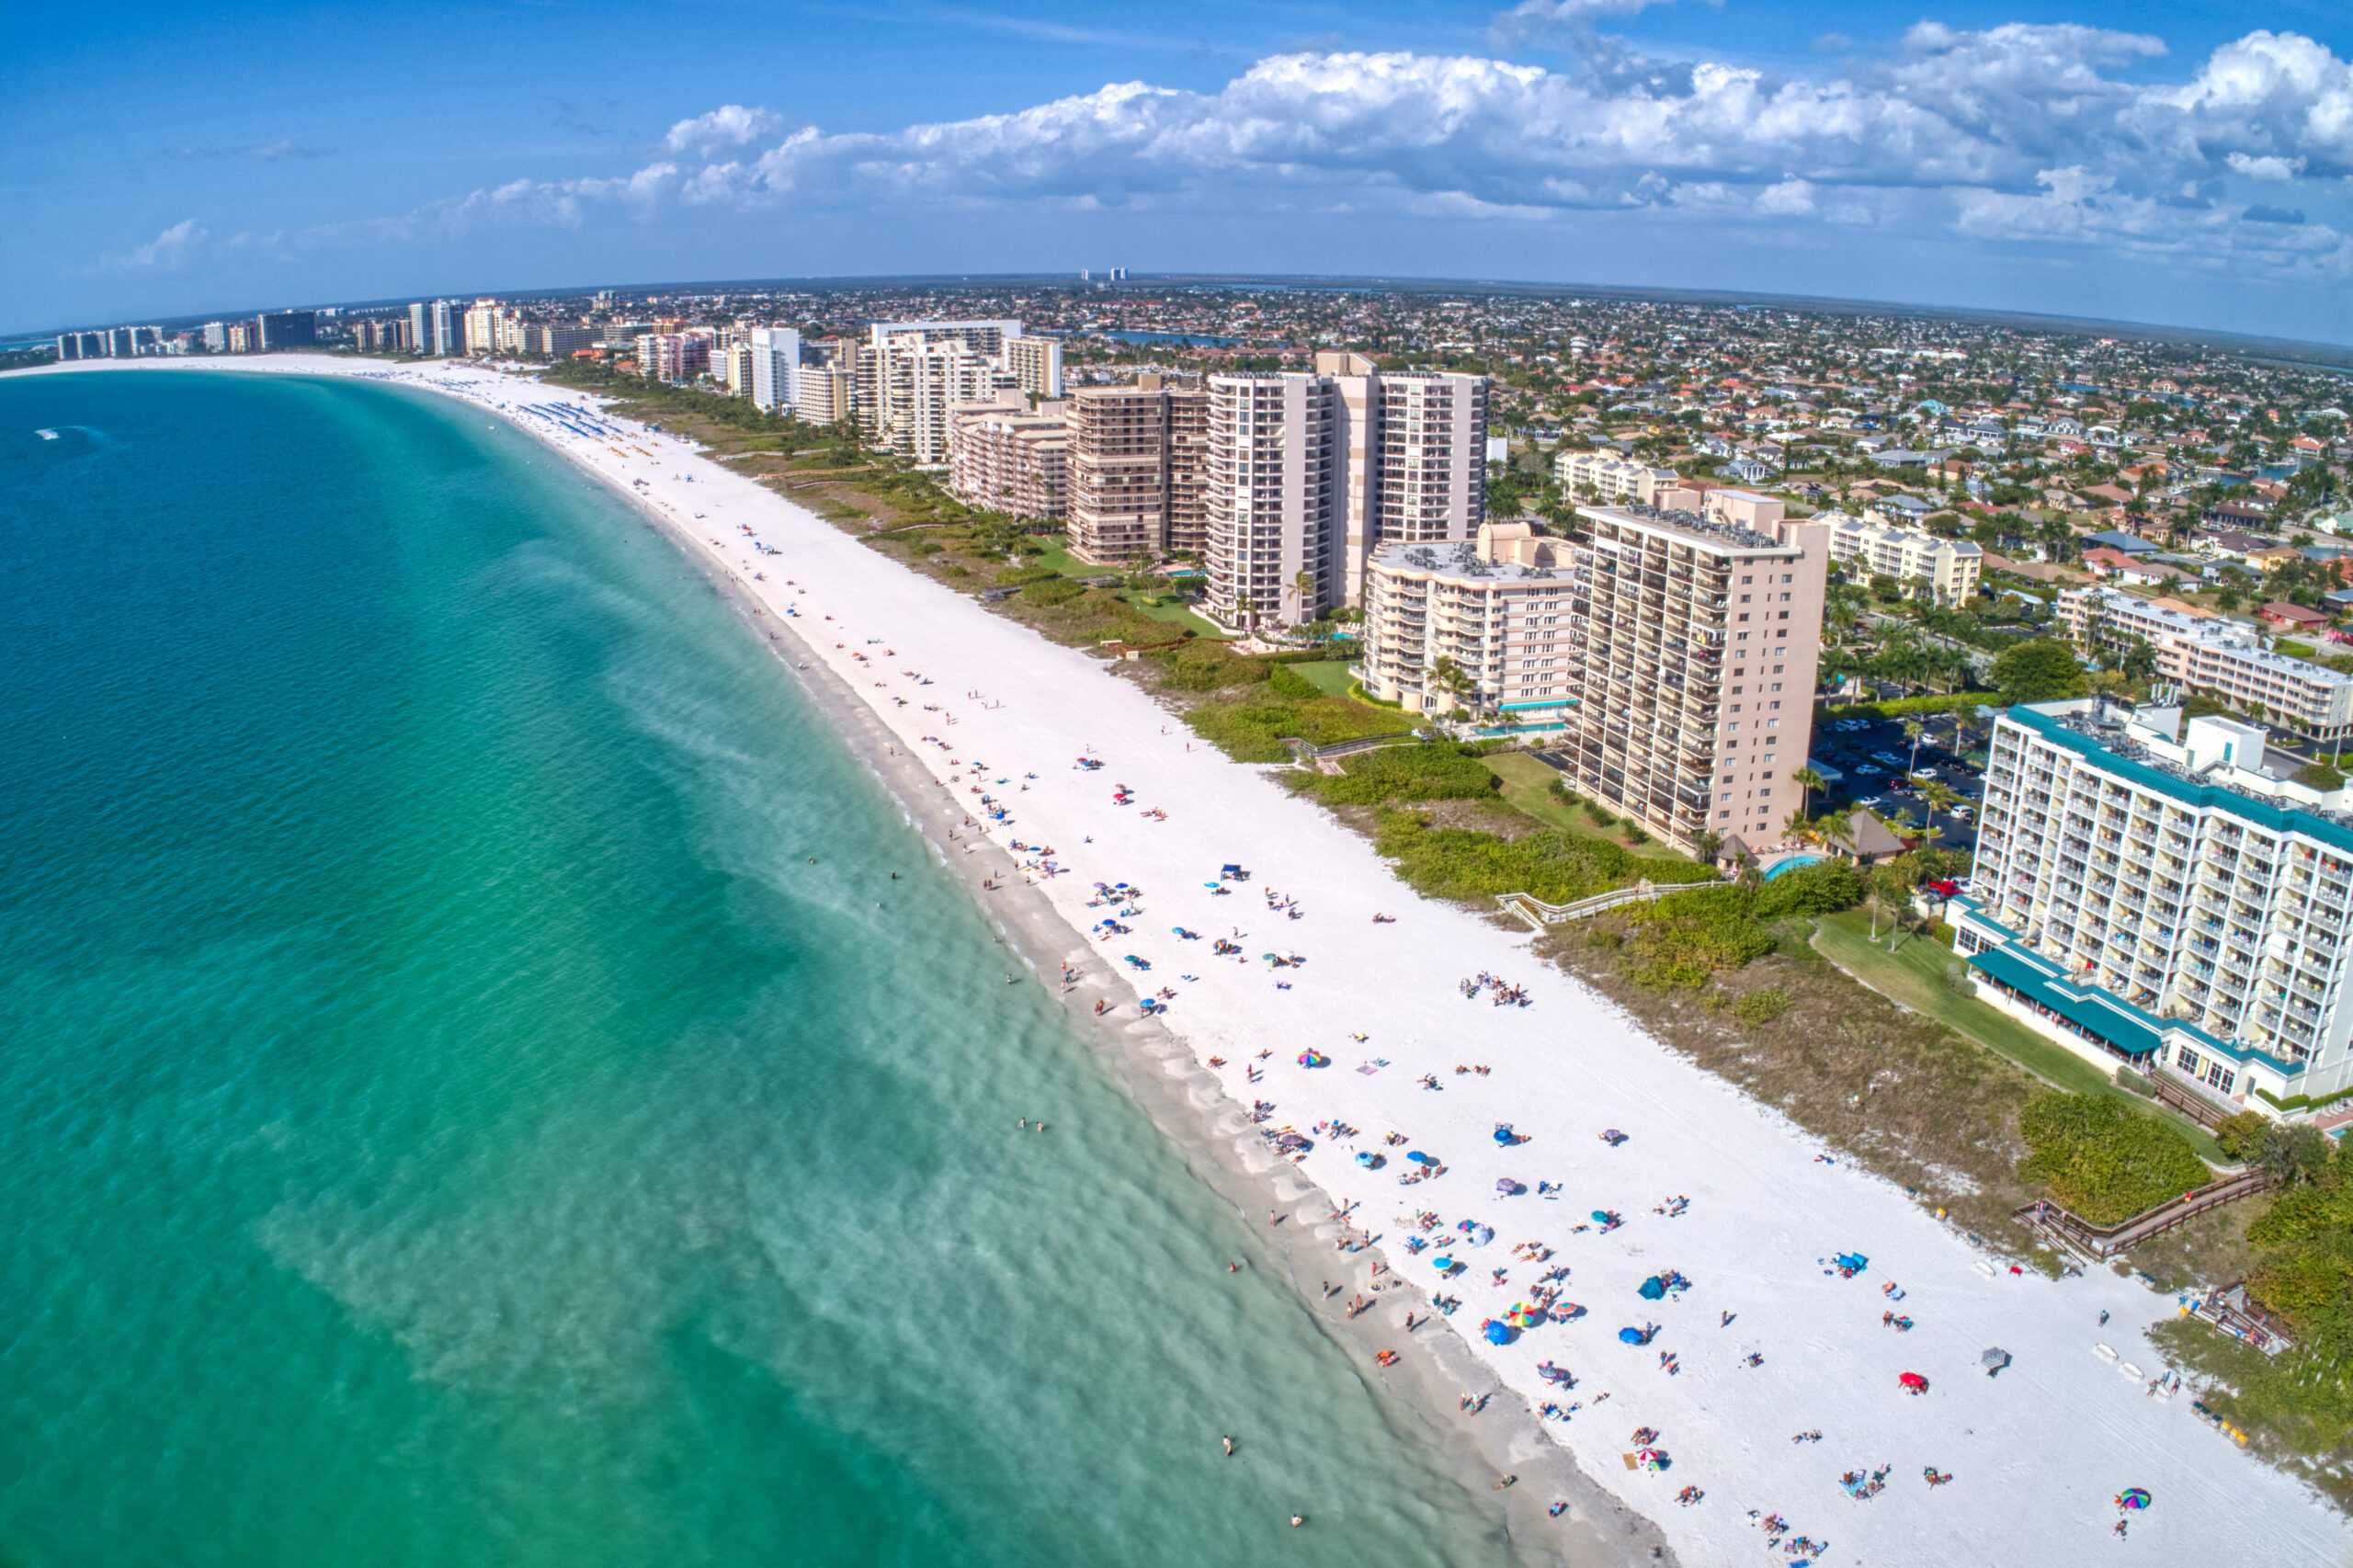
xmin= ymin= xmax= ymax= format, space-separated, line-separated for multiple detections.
xmin=107 ymin=327 xmax=136 ymax=358
xmin=867 ymin=318 xmax=1022 ymax=359
xmin=1330 ymin=360 xmax=1488 ymax=606
xmin=257 ymin=311 xmax=316 ymax=352
xmin=1204 ymin=369 xmax=1340 ymax=628
xmin=523 ymin=324 xmax=595 ymax=358
xmin=1360 ymin=521 xmax=1574 ymax=730
xmin=1953 ymin=698 xmax=2353 ymax=1114
xmin=409 ymin=303 xmax=430 ymax=356
xmin=749 ymin=326 xmax=801 ymax=413
xmin=1201 ymin=353 xmax=1489 ymax=629
xmin=2059 ymin=587 xmax=2353 ymax=742
xmin=948 ymin=396 xmax=1069 ymax=521
xmin=858 ymin=335 xmax=1010 ymax=464
xmin=226 ymin=323 xmax=256 ymax=354
xmin=429 ymin=301 xmax=465 ymax=358
xmin=636 ymin=332 xmax=713 ymax=384
xmin=1063 ymin=375 xmax=1209 ymax=564
xmin=796 ymin=366 xmax=856 ymax=427
xmin=1545 ymin=490 xmax=1830 ymax=851
xmin=1005 ymin=335 xmax=1065 ymax=399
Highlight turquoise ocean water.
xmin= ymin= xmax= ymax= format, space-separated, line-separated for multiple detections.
xmin=0 ymin=372 xmax=1524 ymax=1567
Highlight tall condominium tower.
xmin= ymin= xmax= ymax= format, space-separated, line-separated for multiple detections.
xmin=429 ymin=300 xmax=465 ymax=358
xmin=1004 ymin=336 xmax=1065 ymax=399
xmin=1202 ymin=353 xmax=1488 ymax=631
xmin=748 ymin=326 xmax=801 ymax=413
xmin=1205 ymin=371 xmax=1340 ymax=628
xmin=1064 ymin=374 xmax=1208 ymax=564
xmin=1550 ymin=490 xmax=1828 ymax=852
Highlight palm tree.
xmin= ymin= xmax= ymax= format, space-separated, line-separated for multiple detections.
xmin=1903 ymin=719 xmax=1927 ymax=775
xmin=1791 ymin=765 xmax=1826 ymax=821
xmin=1429 ymin=656 xmax=1473 ymax=718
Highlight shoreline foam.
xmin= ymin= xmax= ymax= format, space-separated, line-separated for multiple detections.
xmin=22 ymin=356 xmax=2346 ymax=1566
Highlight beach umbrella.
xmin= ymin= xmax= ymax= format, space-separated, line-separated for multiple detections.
xmin=1638 ymin=1277 xmax=1666 ymax=1301
xmin=1493 ymin=1125 xmax=1516 ymax=1145
xmin=1407 ymin=1151 xmax=1436 ymax=1165
xmin=1617 ymin=1326 xmax=1651 ymax=1346
xmin=1468 ymin=1223 xmax=1495 ymax=1246
xmin=1981 ymin=1347 xmax=2012 ymax=1376
xmin=1899 ymin=1371 xmax=1928 ymax=1394
xmin=1298 ymin=1050 xmax=1330 ymax=1068
xmin=2117 ymin=1488 xmax=2152 ymax=1511
xmin=1483 ymin=1319 xmax=1515 ymax=1346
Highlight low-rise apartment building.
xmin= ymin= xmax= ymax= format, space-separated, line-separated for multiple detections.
xmin=948 ymin=398 xmax=1069 ymax=520
xmin=1554 ymin=449 xmax=1681 ymax=505
xmin=1825 ymin=514 xmax=1983 ymax=604
xmin=1957 ymin=699 xmax=2353 ymax=1111
xmin=2060 ymin=587 xmax=2353 ymax=740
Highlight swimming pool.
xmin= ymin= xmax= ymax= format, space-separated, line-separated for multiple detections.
xmin=1763 ymin=854 xmax=1825 ymax=879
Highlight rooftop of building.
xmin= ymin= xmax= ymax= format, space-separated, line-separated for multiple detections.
xmin=1370 ymin=533 xmax=1566 ymax=584
xmin=2006 ymin=700 xmax=2353 ymax=848
xmin=1576 ymin=501 xmax=1790 ymax=554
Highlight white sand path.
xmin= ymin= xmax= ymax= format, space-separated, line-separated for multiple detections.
xmin=40 ymin=357 xmax=2350 ymax=1566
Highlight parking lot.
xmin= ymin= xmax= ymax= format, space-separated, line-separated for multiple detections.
xmin=1810 ymin=711 xmax=1982 ymax=854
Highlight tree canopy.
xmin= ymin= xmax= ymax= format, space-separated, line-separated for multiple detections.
xmin=1991 ymin=638 xmax=2090 ymax=706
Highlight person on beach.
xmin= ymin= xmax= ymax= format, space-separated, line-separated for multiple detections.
xmin=1222 ymin=1436 xmax=1233 ymax=1456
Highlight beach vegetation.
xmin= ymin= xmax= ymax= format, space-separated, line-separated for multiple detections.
xmin=1370 ymin=812 xmax=1717 ymax=905
xmin=1308 ymin=744 xmax=1499 ymax=807
xmin=2152 ymin=1138 xmax=2353 ymax=1493
xmin=2016 ymin=1093 xmax=2211 ymax=1224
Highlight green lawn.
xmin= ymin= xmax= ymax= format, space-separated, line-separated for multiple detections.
xmin=1287 ymin=659 xmax=1361 ymax=697
xmin=2278 ymin=639 xmax=2319 ymax=660
xmin=1812 ymin=909 xmax=2226 ymax=1163
xmin=1487 ymin=753 xmax=1699 ymax=862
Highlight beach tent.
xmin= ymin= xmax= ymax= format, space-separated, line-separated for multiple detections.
xmin=1638 ymin=1277 xmax=1667 ymax=1301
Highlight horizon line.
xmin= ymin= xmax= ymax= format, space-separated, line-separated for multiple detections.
xmin=17 ymin=271 xmax=2353 ymax=373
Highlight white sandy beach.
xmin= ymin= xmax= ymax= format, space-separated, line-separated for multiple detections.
xmin=41 ymin=355 xmax=2352 ymax=1566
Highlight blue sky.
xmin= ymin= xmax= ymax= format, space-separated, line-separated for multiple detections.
xmin=9 ymin=0 xmax=2353 ymax=342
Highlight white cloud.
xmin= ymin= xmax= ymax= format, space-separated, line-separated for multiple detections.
xmin=2227 ymin=152 xmax=2305 ymax=181
xmin=339 ymin=27 xmax=2353 ymax=285
xmin=123 ymin=219 xmax=206 ymax=269
xmin=1489 ymin=0 xmax=1694 ymax=50
xmin=662 ymin=105 xmax=783 ymax=153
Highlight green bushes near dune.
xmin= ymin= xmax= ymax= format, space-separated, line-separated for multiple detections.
xmin=2017 ymin=1093 xmax=2210 ymax=1225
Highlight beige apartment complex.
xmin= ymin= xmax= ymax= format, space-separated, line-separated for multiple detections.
xmin=1063 ymin=375 xmax=1209 ymax=563
xmin=1825 ymin=514 xmax=1983 ymax=604
xmin=1360 ymin=522 xmax=1574 ymax=723
xmin=2060 ymin=587 xmax=2353 ymax=739
xmin=1548 ymin=490 xmax=1829 ymax=850
xmin=947 ymin=399 xmax=1069 ymax=520
xmin=1554 ymin=449 xmax=1682 ymax=505
xmin=795 ymin=365 xmax=856 ymax=426
xmin=1004 ymin=335 xmax=1065 ymax=399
